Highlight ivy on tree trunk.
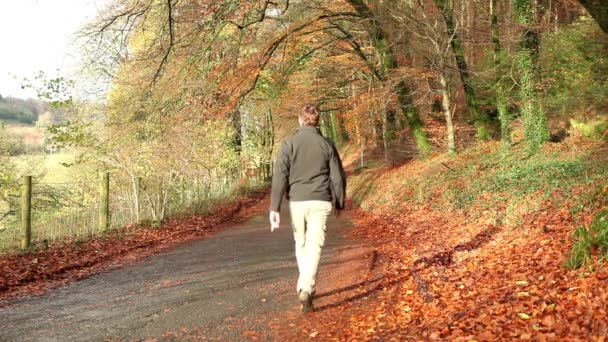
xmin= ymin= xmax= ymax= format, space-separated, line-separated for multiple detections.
xmin=491 ymin=0 xmax=511 ymax=145
xmin=514 ymin=0 xmax=550 ymax=153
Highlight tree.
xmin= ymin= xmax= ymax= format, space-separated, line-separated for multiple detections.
xmin=87 ymin=0 xmax=438 ymax=163
xmin=434 ymin=0 xmax=490 ymax=141
xmin=579 ymin=0 xmax=608 ymax=35
xmin=0 ymin=123 xmax=18 ymax=224
xmin=345 ymin=0 xmax=432 ymax=156
xmin=491 ymin=0 xmax=511 ymax=145
xmin=514 ymin=0 xmax=550 ymax=152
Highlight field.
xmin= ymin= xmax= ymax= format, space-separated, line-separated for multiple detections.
xmin=0 ymin=153 xmax=83 ymax=250
xmin=11 ymin=152 xmax=76 ymax=184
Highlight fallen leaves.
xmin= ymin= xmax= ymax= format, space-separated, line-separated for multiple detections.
xmin=261 ymin=144 xmax=608 ymax=340
xmin=518 ymin=313 xmax=531 ymax=320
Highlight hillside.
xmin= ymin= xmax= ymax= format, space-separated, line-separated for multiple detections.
xmin=276 ymin=134 xmax=608 ymax=340
xmin=0 ymin=96 xmax=40 ymax=125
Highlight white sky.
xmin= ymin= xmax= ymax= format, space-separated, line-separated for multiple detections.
xmin=0 ymin=0 xmax=108 ymax=99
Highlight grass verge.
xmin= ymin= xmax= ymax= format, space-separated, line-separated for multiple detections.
xmin=348 ymin=138 xmax=608 ymax=267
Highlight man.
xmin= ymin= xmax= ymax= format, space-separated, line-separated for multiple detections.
xmin=269 ymin=104 xmax=346 ymax=313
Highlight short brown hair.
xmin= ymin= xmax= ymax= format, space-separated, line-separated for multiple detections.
xmin=299 ymin=104 xmax=320 ymax=127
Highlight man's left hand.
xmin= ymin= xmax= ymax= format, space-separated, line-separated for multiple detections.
xmin=269 ymin=211 xmax=280 ymax=232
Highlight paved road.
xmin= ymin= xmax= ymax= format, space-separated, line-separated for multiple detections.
xmin=0 ymin=206 xmax=359 ymax=341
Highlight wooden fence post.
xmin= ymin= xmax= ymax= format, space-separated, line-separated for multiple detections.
xmin=180 ymin=177 xmax=187 ymax=206
xmin=21 ymin=176 xmax=32 ymax=249
xmin=136 ymin=176 xmax=141 ymax=225
xmin=99 ymin=172 xmax=110 ymax=231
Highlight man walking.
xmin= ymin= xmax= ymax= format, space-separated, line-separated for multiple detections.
xmin=269 ymin=104 xmax=346 ymax=313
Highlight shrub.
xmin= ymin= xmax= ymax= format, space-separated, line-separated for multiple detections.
xmin=570 ymin=119 xmax=608 ymax=141
xmin=565 ymin=208 xmax=608 ymax=269
xmin=565 ymin=227 xmax=594 ymax=269
xmin=541 ymin=17 xmax=608 ymax=116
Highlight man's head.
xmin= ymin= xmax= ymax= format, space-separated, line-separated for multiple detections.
xmin=299 ymin=104 xmax=320 ymax=127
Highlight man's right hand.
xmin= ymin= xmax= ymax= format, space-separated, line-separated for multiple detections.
xmin=269 ymin=211 xmax=280 ymax=231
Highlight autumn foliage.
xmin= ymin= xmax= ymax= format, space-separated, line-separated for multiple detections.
xmin=2 ymin=0 xmax=603 ymax=339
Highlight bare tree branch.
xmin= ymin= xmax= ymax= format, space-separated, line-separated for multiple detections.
xmin=152 ymin=0 xmax=177 ymax=83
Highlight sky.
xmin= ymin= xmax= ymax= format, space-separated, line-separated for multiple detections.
xmin=0 ymin=0 xmax=108 ymax=99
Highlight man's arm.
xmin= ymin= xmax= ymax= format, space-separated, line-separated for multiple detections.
xmin=269 ymin=140 xmax=291 ymax=212
xmin=329 ymin=143 xmax=347 ymax=210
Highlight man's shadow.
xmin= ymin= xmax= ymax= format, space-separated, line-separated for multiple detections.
xmin=312 ymin=224 xmax=502 ymax=312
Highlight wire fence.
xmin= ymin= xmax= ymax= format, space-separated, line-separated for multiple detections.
xmin=0 ymin=173 xmax=263 ymax=254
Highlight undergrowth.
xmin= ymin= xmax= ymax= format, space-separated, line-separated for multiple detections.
xmin=348 ymin=140 xmax=608 ymax=269
xmin=419 ymin=146 xmax=607 ymax=226
xmin=565 ymin=208 xmax=608 ymax=269
xmin=350 ymin=143 xmax=607 ymax=220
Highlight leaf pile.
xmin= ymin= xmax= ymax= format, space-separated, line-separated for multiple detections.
xmin=0 ymin=189 xmax=269 ymax=304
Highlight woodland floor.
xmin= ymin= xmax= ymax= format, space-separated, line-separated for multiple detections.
xmin=269 ymin=138 xmax=608 ymax=341
xmin=267 ymin=200 xmax=608 ymax=341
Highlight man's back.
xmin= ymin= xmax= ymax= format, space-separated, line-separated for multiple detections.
xmin=270 ymin=126 xmax=345 ymax=211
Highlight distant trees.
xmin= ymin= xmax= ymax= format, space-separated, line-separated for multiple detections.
xmin=434 ymin=0 xmax=490 ymax=141
xmin=346 ymin=0 xmax=433 ymax=155
xmin=0 ymin=97 xmax=39 ymax=125
xmin=0 ymin=123 xmax=19 ymax=224
xmin=0 ymin=86 xmax=66 ymax=155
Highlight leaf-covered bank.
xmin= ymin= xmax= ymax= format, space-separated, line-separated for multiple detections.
xmin=274 ymin=137 xmax=608 ymax=340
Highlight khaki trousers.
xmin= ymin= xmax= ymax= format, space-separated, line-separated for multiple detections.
xmin=289 ymin=200 xmax=333 ymax=294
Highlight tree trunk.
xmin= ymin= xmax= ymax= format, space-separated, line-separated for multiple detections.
xmin=231 ymin=31 xmax=245 ymax=156
xmin=230 ymin=110 xmax=242 ymax=153
xmin=337 ymin=114 xmax=349 ymax=142
xmin=346 ymin=0 xmax=432 ymax=156
xmin=355 ymin=119 xmax=365 ymax=169
xmin=579 ymin=0 xmax=608 ymax=35
xmin=320 ymin=113 xmax=332 ymax=140
xmin=491 ymin=0 xmax=511 ymax=145
xmin=369 ymin=111 xmax=379 ymax=148
xmin=397 ymin=80 xmax=432 ymax=154
xmin=99 ymin=172 xmax=110 ymax=231
xmin=330 ymin=112 xmax=343 ymax=146
xmin=132 ymin=175 xmax=141 ymax=224
xmin=435 ymin=0 xmax=490 ymax=140
xmin=438 ymin=73 xmax=456 ymax=154
xmin=263 ymin=108 xmax=274 ymax=181
xmin=514 ymin=0 xmax=550 ymax=153
xmin=382 ymin=111 xmax=389 ymax=163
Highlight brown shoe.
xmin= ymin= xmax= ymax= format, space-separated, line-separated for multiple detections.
xmin=298 ymin=291 xmax=314 ymax=313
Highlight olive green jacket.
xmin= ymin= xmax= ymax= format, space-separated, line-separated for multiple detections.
xmin=269 ymin=126 xmax=346 ymax=212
